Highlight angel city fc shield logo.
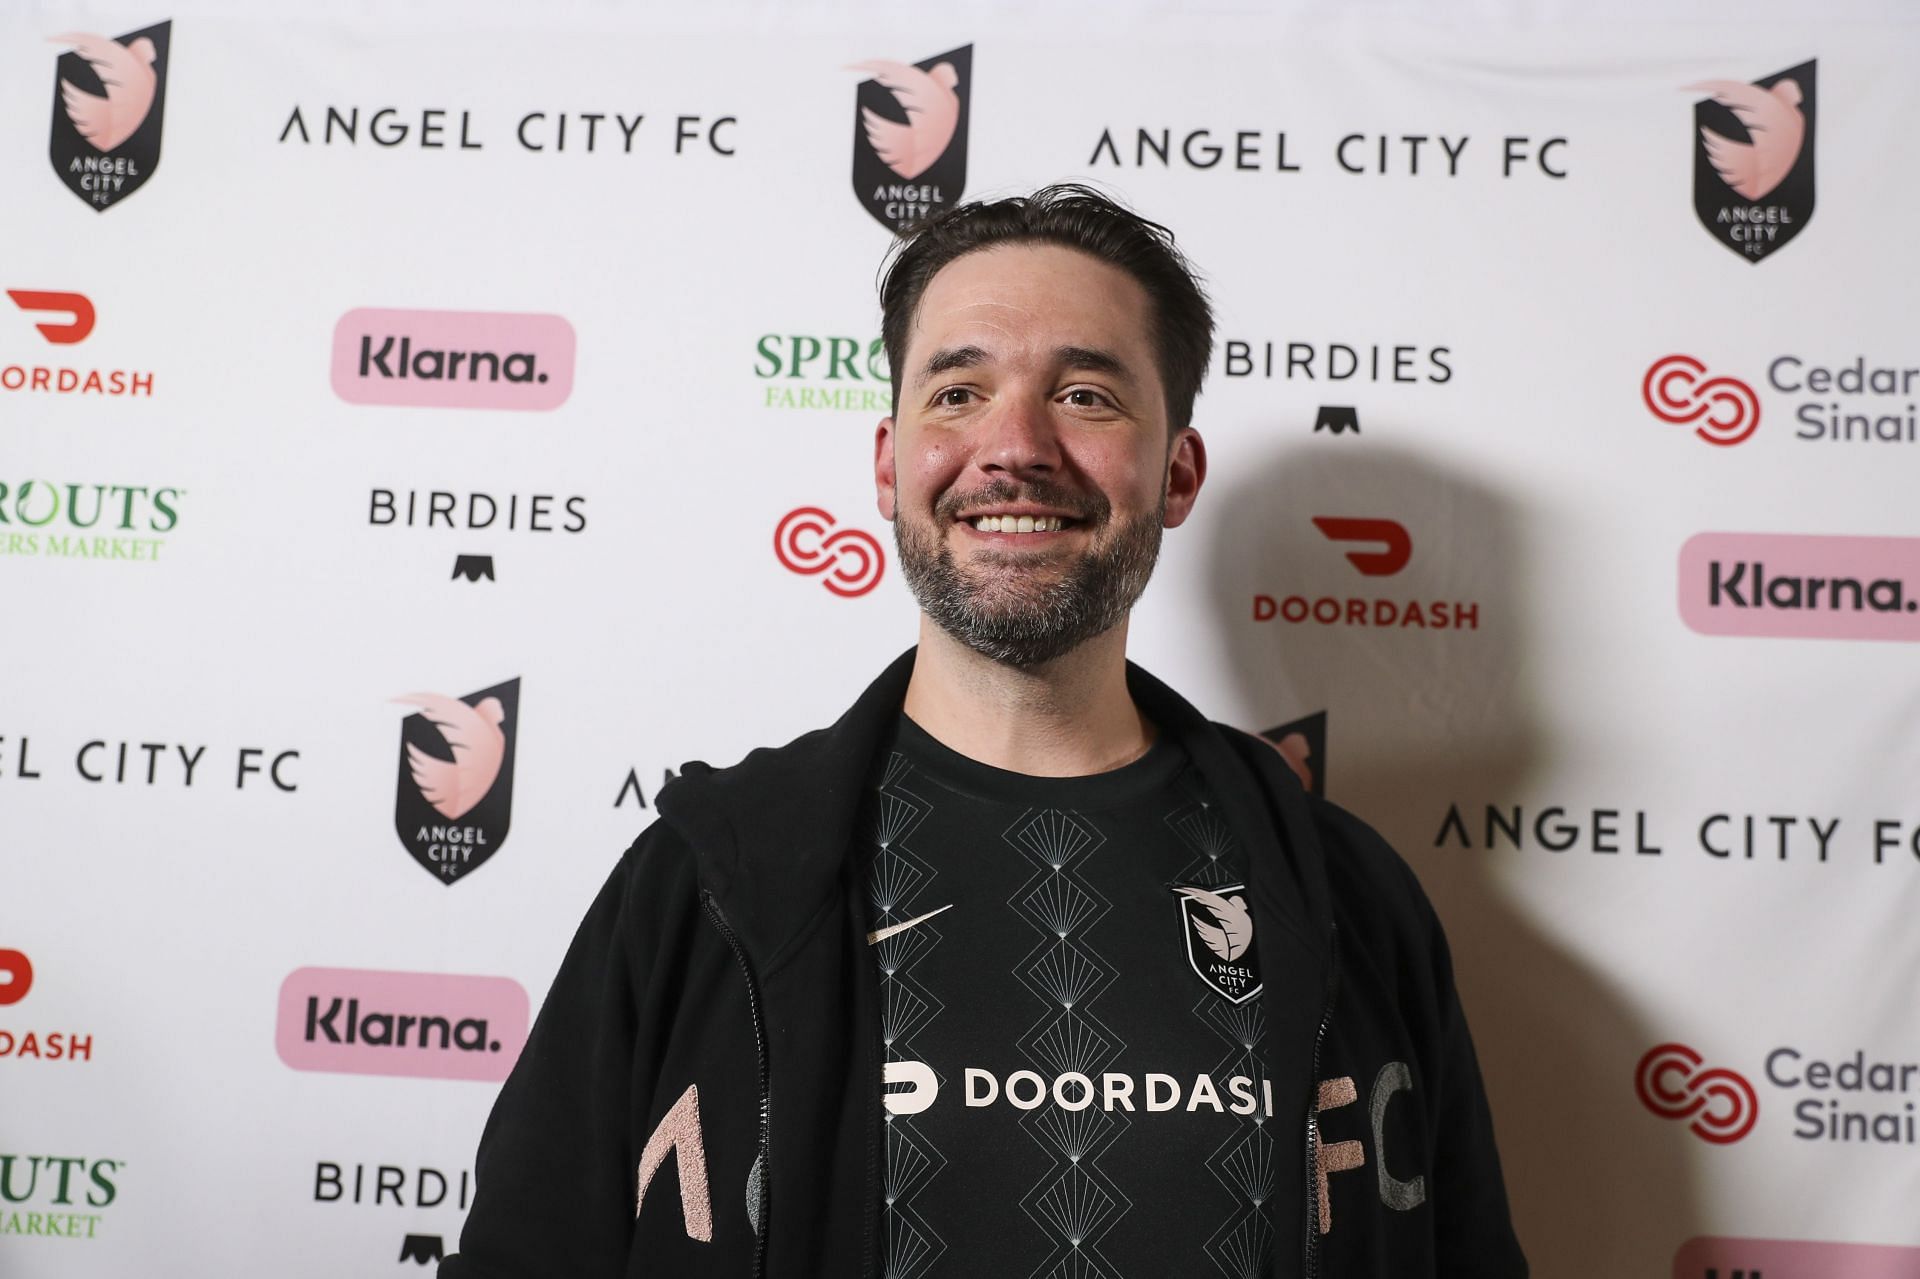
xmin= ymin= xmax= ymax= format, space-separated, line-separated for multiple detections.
xmin=1688 ymin=60 xmax=1816 ymax=263
xmin=47 ymin=20 xmax=171 ymax=212
xmin=392 ymin=678 xmax=520 ymax=886
xmin=848 ymin=44 xmax=971 ymax=233
xmin=1173 ymin=884 xmax=1263 ymax=1005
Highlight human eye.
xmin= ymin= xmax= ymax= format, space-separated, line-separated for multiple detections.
xmin=931 ymin=386 xmax=976 ymax=408
xmin=1061 ymin=386 xmax=1116 ymax=410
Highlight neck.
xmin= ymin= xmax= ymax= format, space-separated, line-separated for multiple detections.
xmin=902 ymin=617 xmax=1154 ymax=777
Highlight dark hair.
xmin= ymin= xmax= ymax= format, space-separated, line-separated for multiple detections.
xmin=878 ymin=184 xmax=1215 ymax=433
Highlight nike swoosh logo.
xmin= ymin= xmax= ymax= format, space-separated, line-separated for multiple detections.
xmin=866 ymin=903 xmax=954 ymax=946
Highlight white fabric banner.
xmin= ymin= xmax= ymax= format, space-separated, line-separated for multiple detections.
xmin=2 ymin=2 xmax=1915 ymax=1274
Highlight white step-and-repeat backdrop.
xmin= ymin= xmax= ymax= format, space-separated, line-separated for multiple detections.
xmin=4 ymin=1 xmax=1917 ymax=1275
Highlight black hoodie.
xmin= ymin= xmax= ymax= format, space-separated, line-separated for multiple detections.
xmin=441 ymin=651 xmax=1527 ymax=1278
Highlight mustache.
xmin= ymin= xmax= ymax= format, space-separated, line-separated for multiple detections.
xmin=933 ymin=479 xmax=1111 ymax=525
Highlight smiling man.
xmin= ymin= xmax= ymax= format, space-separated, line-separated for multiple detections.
xmin=443 ymin=186 xmax=1526 ymax=1278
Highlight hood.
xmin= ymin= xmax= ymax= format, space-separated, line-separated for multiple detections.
xmin=655 ymin=646 xmax=1331 ymax=975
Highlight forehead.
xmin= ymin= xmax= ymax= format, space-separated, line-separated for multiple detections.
xmin=906 ymin=242 xmax=1156 ymax=372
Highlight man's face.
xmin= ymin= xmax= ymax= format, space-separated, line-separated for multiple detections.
xmin=875 ymin=242 xmax=1205 ymax=667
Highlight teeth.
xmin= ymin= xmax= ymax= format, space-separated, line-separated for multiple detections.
xmin=970 ymin=515 xmax=1066 ymax=533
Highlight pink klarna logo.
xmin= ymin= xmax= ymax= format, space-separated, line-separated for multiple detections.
xmin=1679 ymin=533 xmax=1920 ymax=642
xmin=331 ymin=308 xmax=575 ymax=410
xmin=275 ymin=967 xmax=528 ymax=1080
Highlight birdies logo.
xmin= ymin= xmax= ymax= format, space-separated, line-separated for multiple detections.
xmin=47 ymin=21 xmax=171 ymax=212
xmin=849 ymin=45 xmax=972 ymax=233
xmin=391 ymin=679 xmax=519 ymax=886
xmin=1687 ymin=60 xmax=1816 ymax=263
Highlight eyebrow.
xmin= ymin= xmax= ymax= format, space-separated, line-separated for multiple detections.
xmin=915 ymin=344 xmax=1137 ymax=386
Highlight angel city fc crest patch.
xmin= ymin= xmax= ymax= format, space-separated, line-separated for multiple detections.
xmin=392 ymin=678 xmax=520 ymax=886
xmin=48 ymin=20 xmax=172 ymax=212
xmin=1173 ymin=884 xmax=1263 ymax=1005
xmin=848 ymin=44 xmax=971 ymax=233
xmin=1688 ymin=59 xmax=1816 ymax=263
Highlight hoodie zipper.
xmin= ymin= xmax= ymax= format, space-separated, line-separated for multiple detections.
xmin=702 ymin=891 xmax=770 ymax=1279
xmin=1302 ymin=922 xmax=1340 ymax=1279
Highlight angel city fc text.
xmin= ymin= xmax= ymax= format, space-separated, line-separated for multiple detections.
xmin=1436 ymin=804 xmax=1920 ymax=863
xmin=278 ymin=108 xmax=735 ymax=154
xmin=0 ymin=738 xmax=297 ymax=790
xmin=1090 ymin=129 xmax=1566 ymax=177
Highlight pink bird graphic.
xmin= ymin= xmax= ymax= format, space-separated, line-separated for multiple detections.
xmin=848 ymin=59 xmax=961 ymax=181
xmin=1175 ymin=886 xmax=1255 ymax=962
xmin=1267 ymin=731 xmax=1315 ymax=794
xmin=395 ymin=693 xmax=507 ymax=822
xmin=1687 ymin=76 xmax=1806 ymax=201
xmin=50 ymin=31 xmax=160 ymax=154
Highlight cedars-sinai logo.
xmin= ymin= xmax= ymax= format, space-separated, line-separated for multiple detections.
xmin=1687 ymin=60 xmax=1816 ymax=263
xmin=848 ymin=45 xmax=971 ymax=233
xmin=392 ymin=679 xmax=519 ymax=886
xmin=48 ymin=21 xmax=171 ymax=212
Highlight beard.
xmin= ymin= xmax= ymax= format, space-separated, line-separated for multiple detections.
xmin=894 ymin=477 xmax=1166 ymax=668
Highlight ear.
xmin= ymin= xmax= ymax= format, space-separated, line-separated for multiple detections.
xmin=1162 ymin=427 xmax=1206 ymax=529
xmin=874 ymin=416 xmax=898 ymax=521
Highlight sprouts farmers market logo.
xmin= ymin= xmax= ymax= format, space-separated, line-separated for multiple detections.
xmin=47 ymin=21 xmax=171 ymax=212
xmin=1680 ymin=532 xmax=1920 ymax=642
xmin=849 ymin=45 xmax=971 ymax=232
xmin=755 ymin=332 xmax=891 ymax=412
xmin=0 ymin=478 xmax=183 ymax=563
xmin=0 ymin=1155 xmax=123 ymax=1241
xmin=332 ymin=309 xmax=575 ymax=411
xmin=1687 ymin=60 xmax=1816 ymax=263
xmin=392 ymin=679 xmax=519 ymax=885
xmin=276 ymin=967 xmax=528 ymax=1081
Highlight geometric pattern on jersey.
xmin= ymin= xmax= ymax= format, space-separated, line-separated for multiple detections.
xmin=1167 ymin=781 xmax=1276 ymax=1278
xmin=865 ymin=748 xmax=949 ymax=1279
xmin=861 ymin=717 xmax=1276 ymax=1278
xmin=1004 ymin=806 xmax=1132 ymax=1277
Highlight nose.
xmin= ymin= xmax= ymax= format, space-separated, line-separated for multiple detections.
xmin=972 ymin=393 xmax=1061 ymax=480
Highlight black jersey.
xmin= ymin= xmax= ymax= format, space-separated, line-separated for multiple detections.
xmin=862 ymin=715 xmax=1279 ymax=1278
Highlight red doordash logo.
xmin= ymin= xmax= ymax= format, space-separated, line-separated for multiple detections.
xmin=1635 ymin=1043 xmax=1759 ymax=1143
xmin=275 ymin=967 xmax=529 ymax=1081
xmin=3 ymin=289 xmax=153 ymax=397
xmin=0 ymin=950 xmax=95 ymax=1063
xmin=1643 ymin=355 xmax=1761 ymax=446
xmin=1254 ymin=516 xmax=1478 ymax=631
xmin=0 ymin=949 xmax=32 ymax=1005
xmin=7 ymin=290 xmax=94 ymax=343
xmin=1312 ymin=517 xmax=1411 ymax=576
xmin=774 ymin=507 xmax=885 ymax=597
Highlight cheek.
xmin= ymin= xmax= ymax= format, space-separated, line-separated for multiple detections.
xmin=904 ymin=439 xmax=965 ymax=504
xmin=1077 ymin=439 xmax=1165 ymax=505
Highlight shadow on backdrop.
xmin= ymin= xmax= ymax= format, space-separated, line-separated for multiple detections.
xmin=1202 ymin=440 xmax=1700 ymax=1275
